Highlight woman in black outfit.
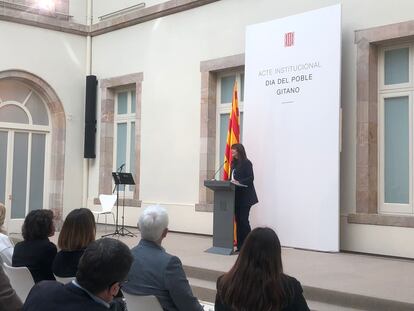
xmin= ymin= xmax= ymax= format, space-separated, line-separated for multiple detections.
xmin=12 ymin=209 xmax=57 ymax=283
xmin=52 ymin=208 xmax=96 ymax=277
xmin=215 ymin=227 xmax=310 ymax=311
xmin=230 ymin=143 xmax=258 ymax=251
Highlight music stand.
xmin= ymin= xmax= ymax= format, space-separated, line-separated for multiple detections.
xmin=102 ymin=172 xmax=136 ymax=237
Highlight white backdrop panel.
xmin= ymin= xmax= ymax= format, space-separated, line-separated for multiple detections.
xmin=244 ymin=5 xmax=341 ymax=251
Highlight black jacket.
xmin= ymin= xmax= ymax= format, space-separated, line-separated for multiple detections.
xmin=12 ymin=239 xmax=57 ymax=283
xmin=23 ymin=281 xmax=110 ymax=311
xmin=215 ymin=274 xmax=310 ymax=311
xmin=52 ymin=249 xmax=85 ymax=278
xmin=231 ymin=159 xmax=258 ymax=207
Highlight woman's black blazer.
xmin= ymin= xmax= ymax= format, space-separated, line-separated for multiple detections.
xmin=232 ymin=159 xmax=258 ymax=207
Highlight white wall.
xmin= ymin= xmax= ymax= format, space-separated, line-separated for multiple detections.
xmin=69 ymin=0 xmax=87 ymax=24
xmin=340 ymin=216 xmax=414 ymax=258
xmin=0 ymin=21 xmax=87 ymax=219
xmin=88 ymin=0 xmax=414 ymax=255
xmin=92 ymin=0 xmax=166 ymax=23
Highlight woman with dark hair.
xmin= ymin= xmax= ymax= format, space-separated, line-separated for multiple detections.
xmin=52 ymin=208 xmax=96 ymax=277
xmin=215 ymin=227 xmax=309 ymax=311
xmin=230 ymin=143 xmax=258 ymax=251
xmin=12 ymin=209 xmax=57 ymax=283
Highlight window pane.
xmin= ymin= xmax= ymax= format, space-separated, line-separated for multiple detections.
xmin=11 ymin=132 xmax=28 ymax=219
xmin=129 ymin=122 xmax=135 ymax=192
xmin=384 ymin=96 xmax=409 ymax=204
xmin=116 ymin=123 xmax=127 ymax=169
xmin=25 ymin=92 xmax=49 ymax=125
xmin=131 ymin=90 xmax=136 ymax=114
xmin=384 ymin=48 xmax=409 ymax=85
xmin=0 ymin=80 xmax=31 ymax=103
xmin=0 ymin=104 xmax=29 ymax=124
xmin=117 ymin=92 xmax=128 ymax=115
xmin=29 ymin=134 xmax=45 ymax=212
xmin=0 ymin=131 xmax=7 ymax=205
xmin=219 ymin=112 xmax=243 ymax=179
xmin=241 ymin=73 xmax=245 ymax=102
xmin=221 ymin=76 xmax=236 ymax=104
xmin=116 ymin=123 xmax=127 ymax=191
xmin=219 ymin=114 xmax=229 ymax=178
xmin=240 ymin=112 xmax=244 ymax=141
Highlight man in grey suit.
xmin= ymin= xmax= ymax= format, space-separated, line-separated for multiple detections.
xmin=123 ymin=205 xmax=203 ymax=311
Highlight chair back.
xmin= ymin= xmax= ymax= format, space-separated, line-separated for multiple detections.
xmin=0 ymin=249 xmax=13 ymax=266
xmin=54 ymin=275 xmax=75 ymax=284
xmin=0 ymin=234 xmax=14 ymax=265
xmin=99 ymin=194 xmax=117 ymax=213
xmin=3 ymin=263 xmax=35 ymax=302
xmin=123 ymin=292 xmax=163 ymax=311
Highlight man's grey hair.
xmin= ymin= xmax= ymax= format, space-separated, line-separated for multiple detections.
xmin=138 ymin=205 xmax=169 ymax=242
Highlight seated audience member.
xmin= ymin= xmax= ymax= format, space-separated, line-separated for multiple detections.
xmin=215 ymin=227 xmax=310 ymax=311
xmin=12 ymin=209 xmax=57 ymax=283
xmin=22 ymin=238 xmax=133 ymax=311
xmin=0 ymin=203 xmax=14 ymax=265
xmin=53 ymin=208 xmax=96 ymax=277
xmin=0 ymin=265 xmax=22 ymax=311
xmin=123 ymin=205 xmax=203 ymax=311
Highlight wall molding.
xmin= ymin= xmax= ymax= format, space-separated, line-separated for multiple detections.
xmin=0 ymin=0 xmax=220 ymax=37
xmin=0 ymin=5 xmax=88 ymax=36
xmin=91 ymin=0 xmax=220 ymax=36
xmin=348 ymin=213 xmax=414 ymax=228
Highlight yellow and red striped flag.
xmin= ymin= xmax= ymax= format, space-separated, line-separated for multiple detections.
xmin=222 ymin=81 xmax=240 ymax=247
xmin=223 ymin=81 xmax=240 ymax=180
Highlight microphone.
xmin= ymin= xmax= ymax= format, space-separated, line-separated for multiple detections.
xmin=212 ymin=160 xmax=227 ymax=180
xmin=118 ymin=163 xmax=125 ymax=172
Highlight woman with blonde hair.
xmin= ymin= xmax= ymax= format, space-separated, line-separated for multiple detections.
xmin=0 ymin=203 xmax=14 ymax=265
xmin=52 ymin=208 xmax=96 ymax=277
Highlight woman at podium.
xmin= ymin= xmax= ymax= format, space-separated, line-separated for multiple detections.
xmin=230 ymin=143 xmax=258 ymax=251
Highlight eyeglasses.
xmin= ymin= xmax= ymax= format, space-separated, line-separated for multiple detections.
xmin=119 ymin=280 xmax=128 ymax=289
xmin=109 ymin=280 xmax=128 ymax=290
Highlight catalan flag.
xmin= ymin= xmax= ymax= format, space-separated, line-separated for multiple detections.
xmin=223 ymin=81 xmax=240 ymax=247
xmin=223 ymin=81 xmax=240 ymax=180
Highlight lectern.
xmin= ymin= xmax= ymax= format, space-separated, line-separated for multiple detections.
xmin=204 ymin=180 xmax=236 ymax=255
xmin=102 ymin=172 xmax=135 ymax=238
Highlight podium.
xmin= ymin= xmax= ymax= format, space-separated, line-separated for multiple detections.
xmin=204 ymin=180 xmax=236 ymax=255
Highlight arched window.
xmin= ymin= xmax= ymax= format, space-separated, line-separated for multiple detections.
xmin=0 ymin=80 xmax=50 ymax=126
xmin=0 ymin=79 xmax=51 ymax=231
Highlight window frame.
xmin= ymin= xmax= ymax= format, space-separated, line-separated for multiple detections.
xmin=378 ymin=43 xmax=414 ymax=215
xmin=215 ymin=70 xmax=244 ymax=174
xmin=378 ymin=43 xmax=412 ymax=92
xmin=349 ymin=18 xmax=414 ymax=227
xmin=113 ymin=88 xmax=136 ymax=198
xmin=196 ymin=53 xmax=244 ymax=212
xmin=0 ymin=72 xmax=64 ymax=233
xmin=378 ymin=91 xmax=413 ymax=214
